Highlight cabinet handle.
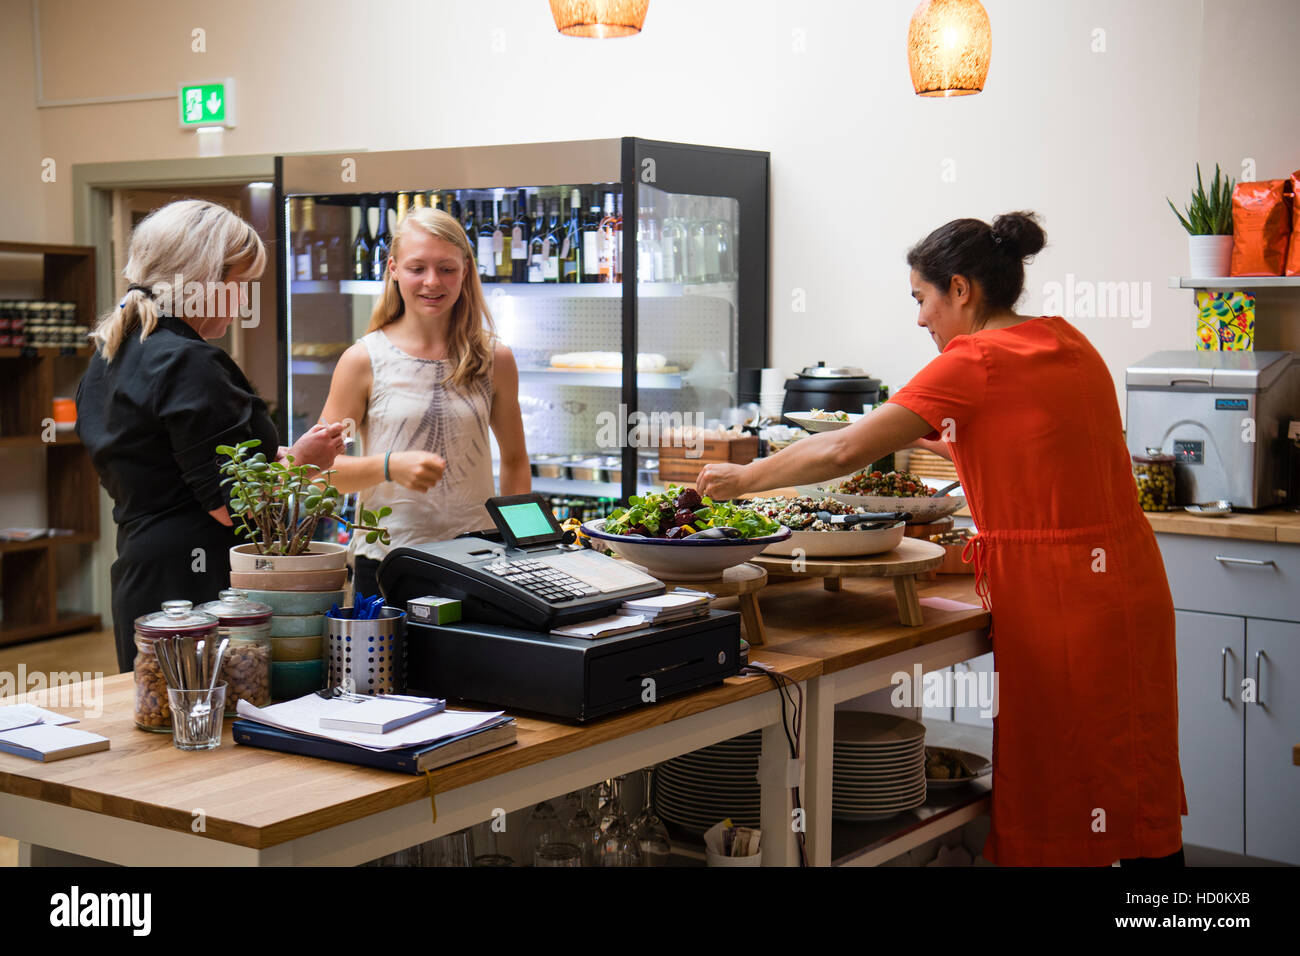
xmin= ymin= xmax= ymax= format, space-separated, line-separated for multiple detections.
xmin=1221 ymin=647 xmax=1231 ymax=702
xmin=1254 ymin=650 xmax=1267 ymax=707
xmin=1214 ymin=555 xmax=1277 ymax=568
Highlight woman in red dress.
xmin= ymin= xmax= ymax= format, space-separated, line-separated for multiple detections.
xmin=698 ymin=212 xmax=1186 ymax=866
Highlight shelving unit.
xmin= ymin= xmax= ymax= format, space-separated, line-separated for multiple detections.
xmin=0 ymin=241 xmax=102 ymax=646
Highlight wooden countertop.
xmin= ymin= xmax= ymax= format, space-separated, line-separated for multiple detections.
xmin=0 ymin=576 xmax=988 ymax=850
xmin=1144 ymin=507 xmax=1300 ymax=544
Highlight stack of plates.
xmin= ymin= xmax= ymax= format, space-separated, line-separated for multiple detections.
xmin=653 ymin=731 xmax=761 ymax=834
xmin=833 ymin=711 xmax=927 ymax=822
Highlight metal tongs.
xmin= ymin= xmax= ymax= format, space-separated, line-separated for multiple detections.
xmin=815 ymin=510 xmax=911 ymax=529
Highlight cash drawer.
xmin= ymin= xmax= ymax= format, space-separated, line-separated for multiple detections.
xmin=1156 ymin=534 xmax=1300 ymax=621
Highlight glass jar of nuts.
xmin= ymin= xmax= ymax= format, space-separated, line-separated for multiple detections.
xmin=1132 ymin=448 xmax=1177 ymax=512
xmin=197 ymin=589 xmax=273 ymax=714
xmin=133 ymin=600 xmax=219 ymax=732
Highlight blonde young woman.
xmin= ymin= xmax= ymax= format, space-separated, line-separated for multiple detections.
xmin=77 ymin=200 xmax=345 ymax=672
xmin=320 ymin=206 xmax=530 ymax=597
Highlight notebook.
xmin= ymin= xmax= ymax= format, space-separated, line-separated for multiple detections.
xmin=0 ymin=724 xmax=109 ymax=762
xmin=318 ymin=697 xmax=446 ymax=735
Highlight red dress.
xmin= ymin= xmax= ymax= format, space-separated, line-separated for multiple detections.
xmin=890 ymin=316 xmax=1187 ymax=866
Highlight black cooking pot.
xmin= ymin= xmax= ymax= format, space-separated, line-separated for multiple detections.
xmin=781 ymin=362 xmax=882 ymax=416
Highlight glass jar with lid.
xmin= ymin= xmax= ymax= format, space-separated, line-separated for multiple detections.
xmin=197 ymin=589 xmax=272 ymax=714
xmin=133 ymin=600 xmax=218 ymax=732
xmin=1132 ymin=448 xmax=1177 ymax=512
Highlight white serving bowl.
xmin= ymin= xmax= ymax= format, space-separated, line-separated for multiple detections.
xmin=795 ymin=487 xmax=965 ymax=524
xmin=761 ymin=521 xmax=905 ymax=558
xmin=784 ymin=410 xmax=863 ymax=432
xmin=582 ymin=519 xmax=791 ymax=581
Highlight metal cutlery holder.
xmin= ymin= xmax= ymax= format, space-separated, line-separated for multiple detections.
xmin=326 ymin=607 xmax=406 ymax=696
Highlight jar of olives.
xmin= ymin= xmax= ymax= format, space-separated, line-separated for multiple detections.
xmin=1132 ymin=448 xmax=1176 ymax=512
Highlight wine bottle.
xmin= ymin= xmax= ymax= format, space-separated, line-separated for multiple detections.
xmin=614 ymin=192 xmax=624 ymax=282
xmin=582 ymin=191 xmax=602 ymax=282
xmin=560 ymin=188 xmax=582 ymax=282
xmin=352 ymin=196 xmax=373 ymax=281
xmin=412 ymin=191 xmax=427 ymax=210
xmin=660 ymin=195 xmax=684 ymax=283
xmin=477 ymin=198 xmax=497 ymax=283
xmin=458 ymin=199 xmax=474 ymax=249
xmin=494 ymin=191 xmax=513 ymax=282
xmin=597 ymin=192 xmax=617 ymax=283
xmin=544 ymin=198 xmax=561 ymax=281
xmin=637 ymin=205 xmax=663 ymax=283
xmin=370 ymin=195 xmax=392 ymax=281
xmin=291 ymin=198 xmax=312 ymax=282
xmin=511 ymin=188 xmax=530 ymax=283
xmin=396 ymin=192 xmax=412 ymax=223
xmin=527 ymin=195 xmax=546 ymax=283
xmin=714 ymin=197 xmax=735 ymax=281
xmin=309 ymin=199 xmax=330 ymax=280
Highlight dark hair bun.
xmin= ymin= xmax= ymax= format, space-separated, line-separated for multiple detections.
xmin=991 ymin=211 xmax=1046 ymax=259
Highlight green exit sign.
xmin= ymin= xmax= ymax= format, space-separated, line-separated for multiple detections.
xmin=178 ymin=79 xmax=236 ymax=128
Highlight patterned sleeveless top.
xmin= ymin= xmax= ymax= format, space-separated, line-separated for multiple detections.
xmin=352 ymin=328 xmax=496 ymax=561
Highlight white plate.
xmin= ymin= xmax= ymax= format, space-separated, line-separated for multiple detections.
xmin=784 ymin=410 xmax=863 ymax=432
xmin=1184 ymin=503 xmax=1232 ymax=517
xmin=821 ymin=491 xmax=965 ymax=524
xmin=925 ymin=747 xmax=993 ymax=789
xmin=657 ymin=768 xmax=758 ymax=788
xmin=834 ymin=770 xmax=927 ymax=786
xmin=761 ymin=522 xmax=906 ymax=558
xmin=834 ymin=800 xmax=925 ymax=822
xmin=834 ymin=710 xmax=927 ymax=745
xmin=654 ymin=781 xmax=759 ymax=804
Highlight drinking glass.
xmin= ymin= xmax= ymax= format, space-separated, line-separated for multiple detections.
xmin=594 ymin=776 xmax=643 ymax=866
xmin=630 ymin=767 xmax=673 ymax=866
xmin=534 ymin=842 xmax=583 ymax=867
xmin=166 ymin=684 xmax=226 ymax=751
xmin=524 ymin=799 xmax=565 ymax=863
xmin=423 ymin=829 xmax=473 ymax=866
xmin=565 ymin=799 xmax=599 ymax=866
xmin=471 ymin=817 xmax=515 ymax=867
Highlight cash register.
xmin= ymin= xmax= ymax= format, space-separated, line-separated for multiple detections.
xmin=379 ymin=493 xmax=742 ymax=722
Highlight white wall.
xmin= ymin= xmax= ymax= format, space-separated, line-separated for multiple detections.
xmin=5 ymin=0 xmax=1300 ymax=412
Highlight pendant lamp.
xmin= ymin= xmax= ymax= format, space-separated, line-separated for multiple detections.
xmin=907 ymin=0 xmax=991 ymax=97
xmin=549 ymin=0 xmax=649 ymax=38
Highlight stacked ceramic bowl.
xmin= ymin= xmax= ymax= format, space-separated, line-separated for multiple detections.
xmin=832 ymin=711 xmax=928 ymax=821
xmin=653 ymin=731 xmax=761 ymax=834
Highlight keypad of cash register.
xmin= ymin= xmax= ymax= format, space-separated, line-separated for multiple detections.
xmin=483 ymin=558 xmax=600 ymax=603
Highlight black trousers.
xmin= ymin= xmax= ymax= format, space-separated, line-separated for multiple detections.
xmin=352 ymin=555 xmax=382 ymax=603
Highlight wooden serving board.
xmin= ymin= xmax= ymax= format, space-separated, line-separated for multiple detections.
xmin=752 ymin=538 xmax=945 ymax=627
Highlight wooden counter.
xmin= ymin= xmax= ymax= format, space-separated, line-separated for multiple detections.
xmin=0 ymin=574 xmax=988 ymax=864
xmin=1144 ymin=507 xmax=1300 ymax=544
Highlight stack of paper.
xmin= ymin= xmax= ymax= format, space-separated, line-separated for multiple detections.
xmin=0 ymin=724 xmax=109 ymax=762
xmin=551 ymin=613 xmax=648 ymax=639
xmin=620 ymin=588 xmax=713 ymax=624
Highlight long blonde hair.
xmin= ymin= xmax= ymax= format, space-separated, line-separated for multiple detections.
xmin=91 ymin=199 xmax=265 ymax=361
xmin=366 ymin=206 xmax=496 ymax=389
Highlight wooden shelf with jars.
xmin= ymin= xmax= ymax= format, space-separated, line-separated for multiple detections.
xmin=0 ymin=240 xmax=101 ymax=646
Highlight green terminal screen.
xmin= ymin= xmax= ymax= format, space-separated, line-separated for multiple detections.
xmin=498 ymin=502 xmax=554 ymax=540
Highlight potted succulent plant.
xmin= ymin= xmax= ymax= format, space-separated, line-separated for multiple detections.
xmin=217 ymin=439 xmax=391 ymax=591
xmin=1167 ymin=163 xmax=1235 ymax=277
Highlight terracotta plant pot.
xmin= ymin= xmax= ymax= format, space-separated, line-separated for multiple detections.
xmin=229 ymin=542 xmax=348 ymax=573
xmin=230 ymin=567 xmax=349 ymax=592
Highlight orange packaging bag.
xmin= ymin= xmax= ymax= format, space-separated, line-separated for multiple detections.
xmin=1286 ymin=171 xmax=1300 ymax=276
xmin=1231 ymin=178 xmax=1291 ymax=276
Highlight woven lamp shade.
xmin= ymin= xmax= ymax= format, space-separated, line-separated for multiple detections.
xmin=907 ymin=0 xmax=991 ymax=97
xmin=549 ymin=0 xmax=649 ymax=38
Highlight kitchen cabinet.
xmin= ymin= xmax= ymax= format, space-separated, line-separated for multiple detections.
xmin=1244 ymin=618 xmax=1300 ymax=865
xmin=1173 ymin=609 xmax=1245 ymax=854
xmin=1158 ymin=532 xmax=1300 ymax=865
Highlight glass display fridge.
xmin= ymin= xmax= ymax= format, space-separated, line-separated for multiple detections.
xmin=275 ymin=137 xmax=769 ymax=523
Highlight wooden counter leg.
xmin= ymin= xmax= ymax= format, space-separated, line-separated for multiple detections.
xmin=893 ymin=574 xmax=924 ymax=626
xmin=738 ymin=592 xmax=766 ymax=646
xmin=823 ymin=577 xmax=842 ymax=592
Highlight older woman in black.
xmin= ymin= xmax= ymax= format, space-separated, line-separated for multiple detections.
xmin=77 ymin=200 xmax=344 ymax=672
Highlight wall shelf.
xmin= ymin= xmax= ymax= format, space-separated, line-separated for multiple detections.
xmin=0 ymin=240 xmax=102 ymax=646
xmin=1178 ymin=276 xmax=1300 ymax=291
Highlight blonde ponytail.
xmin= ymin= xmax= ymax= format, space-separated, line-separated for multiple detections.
xmin=91 ymin=199 xmax=265 ymax=361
